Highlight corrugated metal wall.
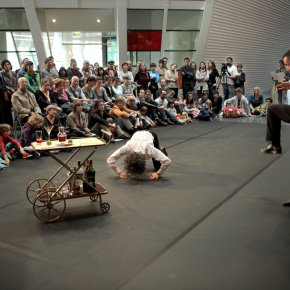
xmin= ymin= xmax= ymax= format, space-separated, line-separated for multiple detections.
xmin=203 ymin=0 xmax=290 ymax=96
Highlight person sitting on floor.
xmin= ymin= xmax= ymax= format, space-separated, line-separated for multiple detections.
xmin=19 ymin=114 xmax=46 ymax=158
xmin=224 ymin=87 xmax=252 ymax=117
xmin=155 ymin=90 xmax=176 ymax=125
xmin=211 ymin=89 xmax=223 ymax=116
xmin=109 ymin=97 xmax=139 ymax=133
xmin=53 ymin=78 xmax=73 ymax=115
xmin=248 ymin=87 xmax=264 ymax=115
xmin=183 ymin=91 xmax=199 ymax=119
xmin=197 ymin=90 xmax=209 ymax=110
xmin=24 ymin=61 xmax=41 ymax=94
xmin=260 ymin=98 xmax=273 ymax=116
xmin=0 ymin=123 xmax=32 ymax=165
xmin=112 ymin=77 xmax=123 ymax=99
xmin=199 ymin=99 xmax=216 ymax=121
xmin=107 ymin=131 xmax=171 ymax=180
xmin=138 ymin=106 xmax=156 ymax=129
xmin=66 ymin=76 xmax=90 ymax=104
xmin=89 ymin=100 xmax=129 ymax=142
xmin=166 ymin=100 xmax=187 ymax=124
xmin=93 ymin=77 xmax=112 ymax=111
xmin=223 ymin=100 xmax=247 ymax=117
xmin=65 ymin=101 xmax=99 ymax=138
xmin=121 ymin=75 xmax=134 ymax=98
xmin=12 ymin=77 xmax=42 ymax=124
xmin=103 ymin=75 xmax=115 ymax=101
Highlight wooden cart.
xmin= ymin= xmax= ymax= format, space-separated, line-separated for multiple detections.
xmin=26 ymin=131 xmax=112 ymax=222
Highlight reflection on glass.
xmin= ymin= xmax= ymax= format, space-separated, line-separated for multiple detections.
xmin=0 ymin=8 xmax=29 ymax=30
xmin=163 ymin=51 xmax=196 ymax=67
xmin=166 ymin=10 xmax=203 ymax=30
xmin=127 ymin=10 xmax=163 ymax=30
xmin=165 ymin=31 xmax=199 ymax=51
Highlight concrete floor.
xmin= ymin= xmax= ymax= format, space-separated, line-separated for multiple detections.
xmin=1 ymin=116 xmax=290 ymax=290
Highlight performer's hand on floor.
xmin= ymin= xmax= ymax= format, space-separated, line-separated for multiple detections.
xmin=119 ymin=172 xmax=129 ymax=179
xmin=277 ymin=81 xmax=290 ymax=93
xmin=149 ymin=172 xmax=160 ymax=180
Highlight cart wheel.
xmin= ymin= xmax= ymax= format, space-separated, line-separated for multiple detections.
xmin=33 ymin=191 xmax=66 ymax=222
xmin=26 ymin=178 xmax=54 ymax=205
xmin=100 ymin=203 xmax=110 ymax=213
xmin=90 ymin=195 xmax=98 ymax=202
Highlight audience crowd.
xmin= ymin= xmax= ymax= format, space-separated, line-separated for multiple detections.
xmin=0 ymin=55 xmax=279 ymax=167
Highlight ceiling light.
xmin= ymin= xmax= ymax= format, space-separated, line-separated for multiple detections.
xmin=52 ymin=19 xmax=56 ymax=22
xmin=73 ymin=32 xmax=80 ymax=36
xmin=97 ymin=19 xmax=101 ymax=22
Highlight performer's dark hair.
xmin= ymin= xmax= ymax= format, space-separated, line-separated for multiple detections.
xmin=124 ymin=152 xmax=146 ymax=175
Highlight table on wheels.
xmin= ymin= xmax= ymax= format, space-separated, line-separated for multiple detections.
xmin=26 ymin=133 xmax=112 ymax=222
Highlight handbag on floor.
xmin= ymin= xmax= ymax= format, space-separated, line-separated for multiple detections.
xmin=223 ymin=106 xmax=238 ymax=118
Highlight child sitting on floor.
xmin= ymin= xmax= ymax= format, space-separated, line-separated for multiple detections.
xmin=0 ymin=124 xmax=32 ymax=165
xmin=138 ymin=106 xmax=155 ymax=129
xmin=198 ymin=99 xmax=216 ymax=121
xmin=224 ymin=100 xmax=246 ymax=117
xmin=166 ymin=100 xmax=187 ymax=124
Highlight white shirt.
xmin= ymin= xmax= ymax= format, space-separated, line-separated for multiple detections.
xmin=226 ymin=65 xmax=238 ymax=85
xmin=107 ymin=131 xmax=171 ymax=175
xmin=155 ymin=97 xmax=168 ymax=107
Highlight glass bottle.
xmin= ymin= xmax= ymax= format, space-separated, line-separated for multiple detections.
xmin=87 ymin=160 xmax=95 ymax=193
xmin=77 ymin=161 xmax=84 ymax=194
xmin=57 ymin=126 xmax=67 ymax=142
xmin=71 ymin=166 xmax=80 ymax=195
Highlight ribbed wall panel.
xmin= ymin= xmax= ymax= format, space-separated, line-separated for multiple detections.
xmin=203 ymin=0 xmax=290 ymax=96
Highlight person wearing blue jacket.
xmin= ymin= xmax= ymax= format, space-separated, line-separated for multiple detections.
xmin=198 ymin=100 xmax=216 ymax=121
xmin=148 ymin=63 xmax=160 ymax=99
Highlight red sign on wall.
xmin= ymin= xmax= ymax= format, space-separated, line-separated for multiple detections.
xmin=127 ymin=30 xmax=162 ymax=51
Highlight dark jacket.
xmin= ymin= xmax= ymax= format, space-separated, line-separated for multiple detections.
xmin=104 ymin=69 xmax=118 ymax=77
xmin=102 ymin=84 xmax=115 ymax=99
xmin=125 ymin=102 xmax=139 ymax=111
xmin=52 ymin=91 xmax=73 ymax=106
xmin=140 ymin=98 xmax=159 ymax=110
xmin=180 ymin=66 xmax=196 ymax=87
xmin=35 ymin=90 xmax=58 ymax=113
xmin=89 ymin=110 xmax=117 ymax=129
xmin=67 ymin=67 xmax=83 ymax=81
xmin=43 ymin=116 xmax=61 ymax=139
xmin=1 ymin=71 xmax=17 ymax=92
xmin=235 ymin=71 xmax=246 ymax=88
xmin=19 ymin=122 xmax=47 ymax=147
xmin=58 ymin=67 xmax=68 ymax=79
xmin=198 ymin=104 xmax=212 ymax=118
xmin=212 ymin=96 xmax=223 ymax=113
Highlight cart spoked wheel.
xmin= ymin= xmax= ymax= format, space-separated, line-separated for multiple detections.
xmin=33 ymin=192 xmax=66 ymax=222
xmin=100 ymin=203 xmax=110 ymax=213
xmin=90 ymin=195 xmax=98 ymax=202
xmin=26 ymin=178 xmax=54 ymax=205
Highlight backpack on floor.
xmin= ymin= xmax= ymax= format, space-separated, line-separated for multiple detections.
xmin=223 ymin=106 xmax=238 ymax=118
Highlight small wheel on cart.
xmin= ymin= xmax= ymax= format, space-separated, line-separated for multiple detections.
xmin=26 ymin=178 xmax=54 ymax=205
xmin=33 ymin=191 xmax=66 ymax=222
xmin=100 ymin=203 xmax=110 ymax=213
xmin=90 ymin=195 xmax=98 ymax=202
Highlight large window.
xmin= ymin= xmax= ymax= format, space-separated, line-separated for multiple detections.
xmin=0 ymin=8 xmax=38 ymax=69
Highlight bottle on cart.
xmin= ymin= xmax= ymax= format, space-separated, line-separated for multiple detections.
xmin=87 ymin=160 xmax=95 ymax=193
xmin=71 ymin=166 xmax=80 ymax=195
xmin=83 ymin=160 xmax=90 ymax=193
xmin=77 ymin=161 xmax=84 ymax=194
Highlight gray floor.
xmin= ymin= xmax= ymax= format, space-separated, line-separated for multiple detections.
xmin=1 ymin=116 xmax=290 ymax=290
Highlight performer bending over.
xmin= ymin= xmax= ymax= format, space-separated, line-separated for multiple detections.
xmin=107 ymin=131 xmax=171 ymax=180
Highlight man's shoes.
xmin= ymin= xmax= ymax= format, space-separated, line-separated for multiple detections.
xmin=34 ymin=151 xmax=41 ymax=159
xmin=22 ymin=152 xmax=33 ymax=159
xmin=157 ymin=119 xmax=167 ymax=126
xmin=161 ymin=146 xmax=168 ymax=156
xmin=260 ymin=144 xmax=282 ymax=154
xmin=283 ymin=199 xmax=290 ymax=206
xmin=164 ymin=118 xmax=174 ymax=125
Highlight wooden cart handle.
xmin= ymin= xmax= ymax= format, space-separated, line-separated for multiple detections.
xmin=101 ymin=129 xmax=113 ymax=145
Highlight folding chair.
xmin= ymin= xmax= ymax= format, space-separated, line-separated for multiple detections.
xmin=12 ymin=107 xmax=24 ymax=139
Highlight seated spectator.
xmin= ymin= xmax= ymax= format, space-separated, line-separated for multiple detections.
xmin=24 ymin=61 xmax=41 ymax=94
xmin=125 ymin=95 xmax=139 ymax=111
xmin=248 ymin=87 xmax=263 ymax=115
xmin=140 ymin=89 xmax=168 ymax=126
xmin=12 ymin=77 xmax=42 ymax=124
xmin=199 ymin=100 xmax=216 ymax=121
xmin=94 ymin=62 xmax=99 ymax=71
xmin=93 ymin=76 xmax=111 ymax=104
xmin=197 ymin=91 xmax=209 ymax=110
xmin=1 ymin=59 xmax=17 ymax=126
xmin=196 ymin=61 xmax=209 ymax=99
xmin=89 ymin=100 xmax=128 ymax=142
xmin=155 ymin=90 xmax=176 ymax=124
xmin=53 ymin=78 xmax=73 ymax=115
xmin=235 ymin=63 xmax=246 ymax=94
xmin=66 ymin=76 xmax=88 ymax=103
xmin=82 ymin=76 xmax=97 ymax=102
xmin=103 ymin=76 xmax=115 ymax=101
xmin=0 ymin=123 xmax=32 ymax=164
xmin=67 ymin=62 xmax=84 ymax=85
xmin=211 ymin=89 xmax=223 ymax=115
xmin=260 ymin=98 xmax=273 ymax=116
xmin=43 ymin=105 xmax=62 ymax=139
xmin=104 ymin=60 xmax=118 ymax=77
xmin=49 ymin=77 xmax=55 ymax=93
xmin=134 ymin=62 xmax=151 ymax=92
xmin=96 ymin=67 xmax=105 ymax=81
xmin=224 ymin=100 xmax=247 ymax=117
xmin=17 ymin=58 xmax=29 ymax=79
xmin=64 ymin=78 xmax=70 ymax=90
xmin=165 ymin=63 xmax=179 ymax=98
xmin=166 ymin=100 xmax=186 ymax=124
xmin=112 ymin=77 xmax=123 ymax=99
xmin=81 ymin=60 xmax=92 ymax=80
xmin=121 ymin=75 xmax=134 ymax=98
xmin=167 ymin=90 xmax=184 ymax=105
xmin=224 ymin=87 xmax=252 ymax=117
xmin=65 ymin=101 xmax=99 ymax=137
xmin=156 ymin=79 xmax=170 ymax=98
xmin=138 ymin=106 xmax=155 ymax=129
xmin=183 ymin=91 xmax=199 ymax=118
xmin=58 ymin=67 xmax=68 ymax=79
xmin=41 ymin=58 xmax=59 ymax=79
xmin=109 ymin=98 xmax=139 ymax=133
xmin=119 ymin=62 xmax=134 ymax=85
xmin=19 ymin=114 xmax=46 ymax=158
xmin=148 ymin=63 xmax=160 ymax=99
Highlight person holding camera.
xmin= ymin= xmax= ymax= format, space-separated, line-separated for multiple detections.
xmin=180 ymin=57 xmax=196 ymax=98
xmin=222 ymin=57 xmax=238 ymax=100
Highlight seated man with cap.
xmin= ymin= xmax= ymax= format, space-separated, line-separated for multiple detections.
xmin=104 ymin=60 xmax=118 ymax=77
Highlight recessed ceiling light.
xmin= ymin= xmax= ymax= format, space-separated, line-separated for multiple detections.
xmin=73 ymin=31 xmax=80 ymax=36
xmin=52 ymin=19 xmax=56 ymax=22
xmin=97 ymin=19 xmax=101 ymax=22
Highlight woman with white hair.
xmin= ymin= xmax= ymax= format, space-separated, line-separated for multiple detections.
xmin=81 ymin=60 xmax=92 ymax=80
